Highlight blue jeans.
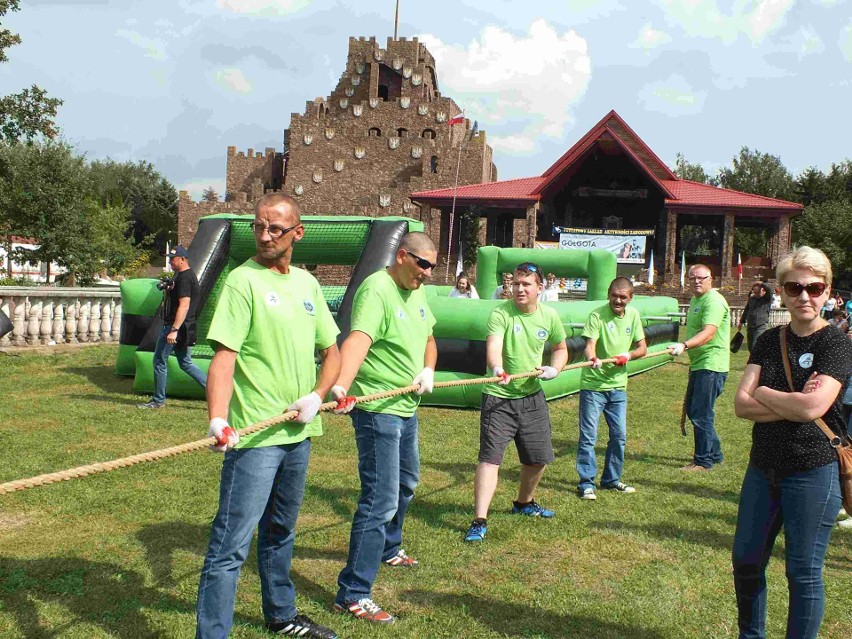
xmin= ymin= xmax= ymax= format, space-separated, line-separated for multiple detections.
xmin=577 ymin=389 xmax=628 ymax=491
xmin=686 ymin=369 xmax=727 ymax=468
xmin=732 ymin=463 xmax=841 ymax=639
xmin=196 ymin=439 xmax=311 ymax=639
xmin=153 ymin=324 xmax=207 ymax=404
xmin=336 ymin=409 xmax=420 ymax=605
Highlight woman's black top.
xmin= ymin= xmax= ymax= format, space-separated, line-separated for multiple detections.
xmin=747 ymin=325 xmax=852 ymax=473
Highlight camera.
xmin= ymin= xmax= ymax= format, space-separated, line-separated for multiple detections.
xmin=157 ymin=276 xmax=174 ymax=291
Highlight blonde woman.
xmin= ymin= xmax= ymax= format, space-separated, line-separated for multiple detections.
xmin=733 ymin=246 xmax=852 ymax=638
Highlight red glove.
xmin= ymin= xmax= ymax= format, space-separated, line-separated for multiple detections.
xmin=614 ymin=354 xmax=630 ymax=367
xmin=331 ymin=385 xmax=356 ymax=414
xmin=493 ymin=366 xmax=511 ymax=385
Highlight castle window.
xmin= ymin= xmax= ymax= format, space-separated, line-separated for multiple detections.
xmin=368 ymin=127 xmax=382 ymax=137
xmin=422 ymin=128 xmax=436 ymax=140
xmin=397 ymin=128 xmax=408 ymax=138
xmin=430 ymin=155 xmax=438 ymax=173
xmin=378 ymin=63 xmax=402 ymax=102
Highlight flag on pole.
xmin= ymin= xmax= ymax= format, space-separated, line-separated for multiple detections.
xmin=680 ymin=251 xmax=686 ymax=289
xmin=737 ymin=253 xmax=743 ymax=280
xmin=647 ymin=248 xmax=654 ymax=285
xmin=164 ymin=241 xmax=170 ymax=271
xmin=448 ymin=113 xmax=464 ymax=126
xmin=456 ymin=234 xmax=464 ymax=277
xmin=470 ymin=120 xmax=478 ymax=137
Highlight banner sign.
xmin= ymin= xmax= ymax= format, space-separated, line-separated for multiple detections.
xmin=552 ymin=226 xmax=655 ymax=237
xmin=557 ymin=228 xmax=654 ymax=264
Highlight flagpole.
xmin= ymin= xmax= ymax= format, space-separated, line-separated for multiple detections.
xmin=393 ymin=0 xmax=399 ymax=40
xmin=447 ymin=111 xmax=465 ymax=282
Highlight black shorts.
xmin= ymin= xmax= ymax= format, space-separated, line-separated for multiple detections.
xmin=479 ymin=390 xmax=554 ymax=466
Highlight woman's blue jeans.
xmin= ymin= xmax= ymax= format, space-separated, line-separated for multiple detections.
xmin=732 ymin=462 xmax=841 ymax=639
xmin=336 ymin=409 xmax=420 ymax=605
xmin=196 ymin=439 xmax=311 ymax=639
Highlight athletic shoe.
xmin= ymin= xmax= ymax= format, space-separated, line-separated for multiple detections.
xmin=511 ymin=500 xmax=555 ymax=518
xmin=602 ymin=482 xmax=636 ymax=494
xmin=680 ymin=462 xmax=711 ymax=472
xmin=266 ymin=614 xmax=338 ymax=638
xmin=384 ymin=548 xmax=418 ymax=567
xmin=136 ymin=399 xmax=164 ymax=409
xmin=838 ymin=518 xmax=852 ymax=530
xmin=333 ymin=598 xmax=395 ymax=624
xmin=463 ymin=520 xmax=487 ymax=542
xmin=579 ymin=487 xmax=597 ymax=501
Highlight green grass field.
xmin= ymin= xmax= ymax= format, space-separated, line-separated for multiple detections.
xmin=0 ymin=344 xmax=850 ymax=638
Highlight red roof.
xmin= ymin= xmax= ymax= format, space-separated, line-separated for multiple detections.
xmin=410 ymin=176 xmax=543 ymax=205
xmin=662 ymin=179 xmax=802 ymax=211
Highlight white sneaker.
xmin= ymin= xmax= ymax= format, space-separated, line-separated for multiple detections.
xmin=603 ymin=482 xmax=636 ymax=494
xmin=580 ymin=487 xmax=597 ymax=501
xmin=838 ymin=518 xmax=852 ymax=529
xmin=839 ymin=508 xmax=848 ymax=518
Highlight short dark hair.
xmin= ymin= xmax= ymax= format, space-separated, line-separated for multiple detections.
xmin=515 ymin=262 xmax=543 ymax=284
xmin=608 ymin=276 xmax=634 ymax=294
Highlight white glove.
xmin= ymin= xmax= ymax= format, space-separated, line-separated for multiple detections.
xmin=589 ymin=357 xmax=603 ymax=369
xmin=412 ymin=367 xmax=434 ymax=395
xmin=331 ymin=384 xmax=355 ymax=414
xmin=286 ymin=391 xmax=322 ymax=424
xmin=536 ymin=365 xmax=558 ymax=380
xmin=208 ymin=417 xmax=239 ymax=453
xmin=668 ymin=342 xmax=686 ymax=356
xmin=493 ymin=366 xmax=511 ymax=385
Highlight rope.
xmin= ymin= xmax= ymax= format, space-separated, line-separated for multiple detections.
xmin=0 ymin=350 xmax=673 ymax=495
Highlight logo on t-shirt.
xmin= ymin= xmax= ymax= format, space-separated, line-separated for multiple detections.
xmin=536 ymin=329 xmax=548 ymax=340
xmin=419 ymin=307 xmax=426 ymax=320
xmin=693 ymin=306 xmax=700 ymax=313
xmin=514 ymin=324 xmax=522 ymax=334
xmin=303 ymin=300 xmax=315 ymax=315
xmin=607 ymin=322 xmax=616 ymax=331
xmin=798 ymin=352 xmax=814 ymax=369
xmin=626 ymin=327 xmax=632 ymax=335
xmin=265 ymin=292 xmax=280 ymax=306
xmin=397 ymin=308 xmax=406 ymax=320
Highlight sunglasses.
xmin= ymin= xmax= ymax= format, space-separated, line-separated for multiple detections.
xmin=405 ymin=250 xmax=437 ymax=270
xmin=688 ymin=276 xmax=710 ymax=282
xmin=251 ymin=222 xmax=301 ymax=239
xmin=782 ymin=282 xmax=827 ymax=298
xmin=516 ymin=262 xmax=543 ymax=282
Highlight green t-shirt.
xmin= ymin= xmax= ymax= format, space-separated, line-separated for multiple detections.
xmin=686 ymin=288 xmax=731 ymax=373
xmin=206 ymin=260 xmax=340 ymax=447
xmin=483 ymin=301 xmax=567 ymax=399
xmin=351 ymin=269 xmax=436 ymax=417
xmin=580 ymin=304 xmax=646 ymax=391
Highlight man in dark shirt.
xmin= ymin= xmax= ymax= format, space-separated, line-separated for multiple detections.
xmin=137 ymin=245 xmax=207 ymax=409
xmin=738 ymin=282 xmax=773 ymax=351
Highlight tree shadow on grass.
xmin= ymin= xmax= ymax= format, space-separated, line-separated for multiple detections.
xmin=639 ymin=477 xmax=741 ymax=505
xmin=61 ymin=365 xmax=132 ymax=395
xmin=401 ymin=589 xmax=668 ymax=639
xmin=592 ymin=519 xmax=732 ymax=552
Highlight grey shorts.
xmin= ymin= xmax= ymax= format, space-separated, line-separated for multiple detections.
xmin=479 ymin=390 xmax=554 ymax=466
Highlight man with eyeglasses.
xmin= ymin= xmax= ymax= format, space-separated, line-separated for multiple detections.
xmin=463 ymin=262 xmax=568 ymax=542
xmin=669 ymin=264 xmax=730 ymax=471
xmin=330 ymin=232 xmax=438 ymax=624
xmin=196 ymin=192 xmax=342 ymax=639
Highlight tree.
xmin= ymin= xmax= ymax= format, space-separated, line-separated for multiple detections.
xmin=459 ymin=206 xmax=482 ymax=272
xmin=792 ymin=201 xmax=852 ymax=289
xmin=0 ymin=1 xmax=62 ymax=143
xmin=673 ymin=153 xmax=714 ymax=184
xmin=201 ymin=186 xmax=220 ymax=202
xmin=716 ymin=147 xmax=794 ymax=201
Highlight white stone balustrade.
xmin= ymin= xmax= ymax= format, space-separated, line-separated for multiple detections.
xmin=0 ymin=287 xmax=123 ymax=347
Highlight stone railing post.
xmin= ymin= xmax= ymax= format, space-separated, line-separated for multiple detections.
xmin=89 ymin=300 xmax=101 ymax=343
xmin=111 ymin=300 xmax=122 ymax=342
xmin=101 ymin=300 xmax=112 ymax=342
xmin=52 ymin=299 xmax=65 ymax=344
xmin=12 ymin=297 xmax=27 ymax=346
xmin=40 ymin=299 xmax=53 ymax=344
xmin=78 ymin=299 xmax=90 ymax=343
xmin=66 ymin=299 xmax=78 ymax=344
xmin=0 ymin=297 xmax=11 ymax=347
xmin=26 ymin=299 xmax=41 ymax=346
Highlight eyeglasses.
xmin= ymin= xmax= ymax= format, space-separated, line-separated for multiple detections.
xmin=405 ymin=250 xmax=437 ymax=270
xmin=782 ymin=282 xmax=827 ymax=298
xmin=251 ymin=222 xmax=301 ymax=239
xmin=688 ymin=276 xmax=710 ymax=282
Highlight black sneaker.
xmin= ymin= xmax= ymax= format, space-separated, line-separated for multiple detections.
xmin=266 ymin=614 xmax=338 ymax=638
xmin=136 ymin=399 xmax=164 ymax=409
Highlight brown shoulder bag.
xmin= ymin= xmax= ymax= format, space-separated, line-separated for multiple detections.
xmin=780 ymin=325 xmax=852 ymax=512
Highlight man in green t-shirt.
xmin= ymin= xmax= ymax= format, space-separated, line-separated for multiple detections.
xmin=668 ymin=263 xmax=730 ymax=471
xmin=330 ymin=232 xmax=437 ymax=625
xmin=463 ymin=262 xmax=568 ymax=543
xmin=196 ymin=193 xmax=341 ymax=639
xmin=576 ymin=277 xmax=647 ymax=501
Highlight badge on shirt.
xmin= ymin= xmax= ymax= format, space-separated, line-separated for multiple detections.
xmin=265 ymin=292 xmax=280 ymax=306
xmin=693 ymin=306 xmax=700 ymax=314
xmin=514 ymin=324 xmax=522 ymax=334
xmin=607 ymin=322 xmax=616 ymax=331
xmin=536 ymin=329 xmax=548 ymax=340
xmin=798 ymin=353 xmax=814 ymax=369
xmin=397 ymin=308 xmax=406 ymax=320
xmin=626 ymin=327 xmax=632 ymax=335
xmin=303 ymin=300 xmax=315 ymax=315
xmin=419 ymin=307 xmax=426 ymax=320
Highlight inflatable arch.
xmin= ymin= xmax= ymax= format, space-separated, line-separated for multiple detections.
xmin=116 ymin=214 xmax=679 ymax=408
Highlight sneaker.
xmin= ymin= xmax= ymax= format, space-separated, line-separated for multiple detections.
xmin=383 ymin=549 xmax=418 ymax=567
xmin=579 ymin=487 xmax=597 ymax=501
xmin=511 ymin=500 xmax=555 ymax=518
xmin=602 ymin=482 xmax=636 ymax=494
xmin=333 ymin=598 xmax=395 ymax=624
xmin=838 ymin=518 xmax=852 ymax=530
xmin=680 ymin=462 xmax=710 ymax=472
xmin=463 ymin=520 xmax=487 ymax=542
xmin=266 ymin=614 xmax=338 ymax=638
xmin=136 ymin=399 xmax=164 ymax=409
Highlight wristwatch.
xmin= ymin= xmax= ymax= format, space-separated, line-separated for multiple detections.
xmin=682 ymin=342 xmax=689 ymax=351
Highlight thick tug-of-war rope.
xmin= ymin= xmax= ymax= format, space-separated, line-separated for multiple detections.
xmin=0 ymin=350 xmax=674 ymax=495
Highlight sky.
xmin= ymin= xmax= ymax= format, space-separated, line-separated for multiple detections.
xmin=2 ymin=0 xmax=850 ymax=200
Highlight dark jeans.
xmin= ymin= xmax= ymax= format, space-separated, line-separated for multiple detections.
xmin=732 ymin=463 xmax=841 ymax=639
xmin=336 ymin=409 xmax=420 ymax=605
xmin=196 ymin=440 xmax=311 ymax=639
xmin=685 ymin=369 xmax=727 ymax=468
xmin=746 ymin=325 xmax=767 ymax=352
xmin=153 ymin=324 xmax=207 ymax=403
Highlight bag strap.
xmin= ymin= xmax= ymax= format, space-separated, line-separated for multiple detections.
xmin=780 ymin=325 xmax=842 ymax=447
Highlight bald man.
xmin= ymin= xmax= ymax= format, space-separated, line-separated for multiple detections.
xmin=668 ymin=264 xmax=730 ymax=471
xmin=331 ymin=232 xmax=438 ymax=624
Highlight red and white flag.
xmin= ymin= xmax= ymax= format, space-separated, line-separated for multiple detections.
xmin=448 ymin=113 xmax=464 ymax=126
xmin=737 ymin=253 xmax=743 ymax=280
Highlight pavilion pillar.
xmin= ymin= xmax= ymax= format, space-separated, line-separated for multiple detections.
xmin=721 ymin=212 xmax=735 ymax=281
xmin=664 ymin=209 xmax=678 ymax=282
xmin=768 ymin=215 xmax=792 ymax=267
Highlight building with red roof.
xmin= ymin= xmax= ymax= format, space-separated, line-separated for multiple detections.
xmin=412 ymin=110 xmax=802 ymax=285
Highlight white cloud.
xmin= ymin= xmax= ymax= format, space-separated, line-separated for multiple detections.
xmin=631 ymin=23 xmax=672 ymax=49
xmin=488 ymin=134 xmax=538 ymax=156
xmin=655 ymin=0 xmax=795 ymax=44
xmin=638 ymin=74 xmax=706 ymax=116
xmin=214 ymin=67 xmax=254 ymax=93
xmin=796 ymin=26 xmax=825 ymax=57
xmin=842 ymin=21 xmax=852 ymax=61
xmin=216 ymin=0 xmax=313 ymax=15
xmin=418 ymin=19 xmax=591 ymax=155
xmin=115 ymin=29 xmax=167 ymax=61
xmin=178 ymin=179 xmax=227 ymax=202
